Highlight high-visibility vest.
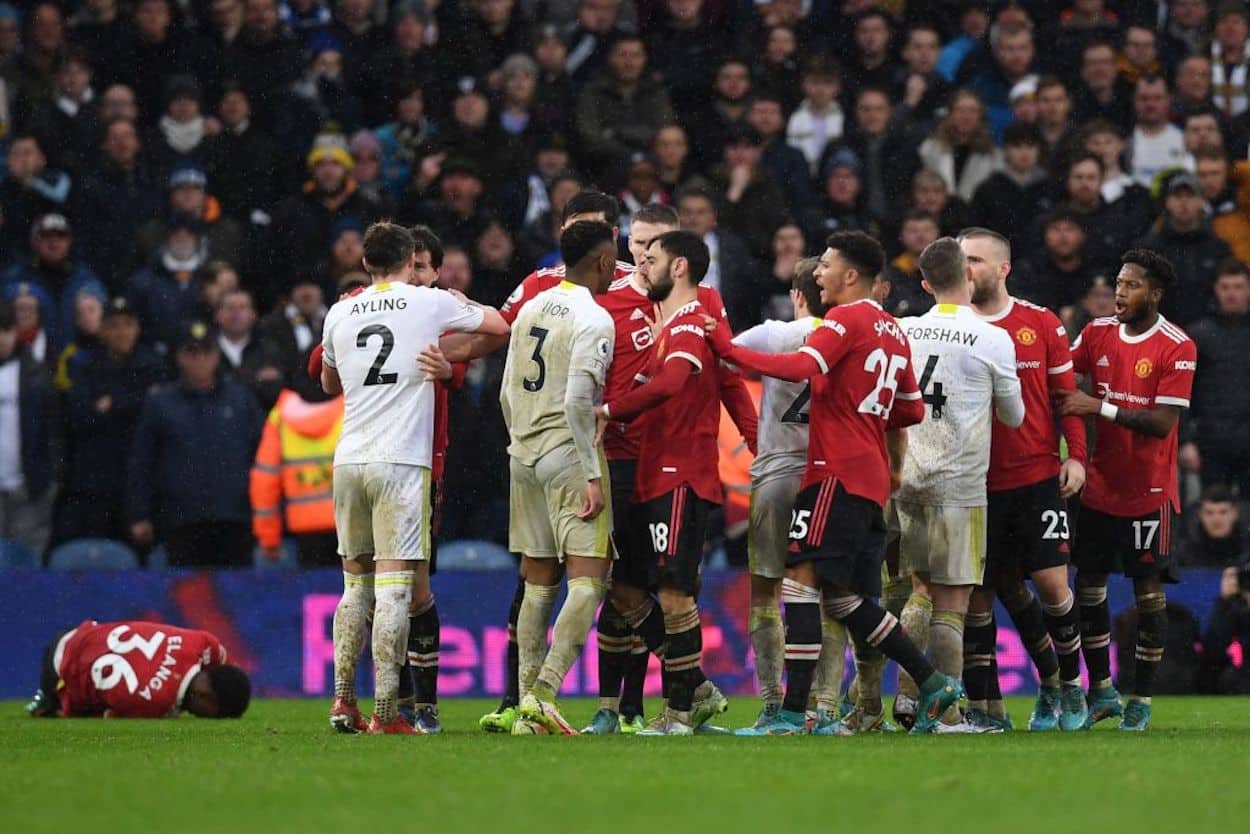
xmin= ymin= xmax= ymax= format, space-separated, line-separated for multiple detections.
xmin=250 ymin=389 xmax=342 ymax=548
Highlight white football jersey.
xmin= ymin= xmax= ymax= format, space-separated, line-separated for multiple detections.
xmin=733 ymin=316 xmax=821 ymax=485
xmin=896 ymin=303 xmax=1020 ymax=506
xmin=322 ymin=281 xmax=484 ymax=467
xmin=501 ymin=281 xmax=614 ymax=466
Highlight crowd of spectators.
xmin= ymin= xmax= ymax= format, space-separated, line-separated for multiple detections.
xmin=1 ymin=0 xmax=1250 ymax=646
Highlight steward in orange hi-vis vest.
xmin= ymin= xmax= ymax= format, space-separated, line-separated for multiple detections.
xmin=250 ymin=389 xmax=342 ymax=563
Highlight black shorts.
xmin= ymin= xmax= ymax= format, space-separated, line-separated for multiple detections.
xmin=789 ymin=477 xmax=886 ymax=598
xmin=634 ymin=485 xmax=712 ymax=596
xmin=984 ymin=479 xmax=1071 ymax=587
xmin=608 ymin=459 xmax=650 ymax=589
xmin=1073 ymin=503 xmax=1179 ymax=583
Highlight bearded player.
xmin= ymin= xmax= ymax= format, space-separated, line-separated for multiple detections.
xmin=888 ymin=238 xmax=1024 ymax=734
xmin=959 ymin=227 xmax=1090 ymax=733
xmin=709 ymin=231 xmax=962 ymax=736
xmin=594 ymin=231 xmax=734 ymax=735
xmin=27 ymin=620 xmax=250 ymax=719
xmin=465 ymin=195 xmax=755 ymax=734
xmin=1057 ymin=249 xmax=1196 ymax=731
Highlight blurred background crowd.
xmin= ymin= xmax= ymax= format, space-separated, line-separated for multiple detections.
xmin=1 ymin=0 xmax=1250 ymax=688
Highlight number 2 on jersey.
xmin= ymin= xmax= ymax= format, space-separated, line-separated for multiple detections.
xmin=357 ymin=324 xmax=397 ymax=386
xmin=522 ymin=326 xmax=549 ymax=392
xmin=780 ymin=383 xmax=811 ymax=424
xmin=856 ymin=348 xmax=909 ymax=419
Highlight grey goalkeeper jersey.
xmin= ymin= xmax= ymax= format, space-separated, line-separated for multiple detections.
xmin=733 ymin=316 xmax=821 ymax=485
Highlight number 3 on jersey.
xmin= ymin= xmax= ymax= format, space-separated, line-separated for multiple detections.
xmin=522 ymin=326 xmax=548 ymax=392
xmin=856 ymin=348 xmax=909 ymax=419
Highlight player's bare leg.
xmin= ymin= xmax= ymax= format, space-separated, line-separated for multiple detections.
xmin=330 ymin=554 xmax=374 ymax=733
xmin=1076 ymin=570 xmax=1122 ymax=727
xmin=522 ymin=554 xmax=609 ymax=735
xmin=367 ymin=557 xmax=417 ymax=734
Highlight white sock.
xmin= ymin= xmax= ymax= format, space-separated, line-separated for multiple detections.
xmin=333 ymin=572 xmax=374 ymax=703
xmin=812 ymin=614 xmax=848 ymax=712
xmin=748 ymin=605 xmax=784 ymax=707
xmin=535 ymin=576 xmax=606 ymax=698
xmin=517 ymin=582 xmax=559 ymax=700
xmin=371 ymin=571 xmax=413 ymax=723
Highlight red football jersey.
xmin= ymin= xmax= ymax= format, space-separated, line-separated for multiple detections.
xmin=500 ymin=263 xmax=734 ymax=460
xmin=632 ymin=299 xmax=724 ymax=504
xmin=982 ymin=297 xmax=1088 ymax=492
xmin=1071 ymin=315 xmax=1196 ymax=516
xmin=801 ymin=299 xmax=923 ymax=507
xmin=55 ymin=621 xmax=228 ymax=718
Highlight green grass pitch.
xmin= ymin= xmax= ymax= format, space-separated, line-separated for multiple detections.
xmin=4 ymin=697 xmax=1250 ymax=834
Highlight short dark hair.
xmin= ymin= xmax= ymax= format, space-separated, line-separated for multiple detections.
xmin=854 ymin=7 xmax=892 ymax=29
xmin=654 ymin=230 xmax=710 ymax=284
xmin=905 ymin=22 xmax=940 ymax=44
xmin=610 ymin=34 xmax=645 ymax=54
xmin=918 ymin=237 xmax=967 ymax=292
xmin=1216 ymin=257 xmax=1250 ymax=280
xmin=632 ymin=202 xmax=679 ymax=227
xmin=1069 ymin=153 xmax=1105 ymax=176
xmin=1202 ymin=484 xmax=1236 ymax=505
xmin=676 ymin=184 xmax=716 ymax=212
xmin=362 ymin=221 xmax=414 ymax=275
xmin=1136 ymin=73 xmax=1168 ymax=90
xmin=563 ymin=189 xmax=620 ymax=223
xmin=1002 ymin=121 xmax=1043 ymax=148
xmin=1037 ymin=74 xmax=1068 ymax=96
xmin=205 ymin=664 xmax=251 ymax=718
xmin=409 ymin=224 xmax=444 ymax=269
xmin=825 ymin=230 xmax=884 ymax=279
xmin=792 ymin=256 xmax=828 ymax=317
xmin=1121 ymin=248 xmax=1176 ymax=292
xmin=958 ymin=226 xmax=1012 ymax=261
xmin=1081 ymin=118 xmax=1123 ymax=140
xmin=802 ymin=55 xmax=841 ymax=83
xmin=901 ymin=208 xmax=938 ymax=226
xmin=560 ymin=220 xmax=615 ymax=267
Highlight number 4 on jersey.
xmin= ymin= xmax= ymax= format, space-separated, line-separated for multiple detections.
xmin=918 ymin=355 xmax=947 ymax=419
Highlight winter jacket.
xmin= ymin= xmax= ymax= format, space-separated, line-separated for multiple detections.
xmin=127 ymin=377 xmax=263 ymax=530
xmin=1188 ymin=312 xmax=1250 ymax=453
xmin=63 ymin=344 xmax=165 ymax=497
xmin=1136 ymin=220 xmax=1230 ymax=327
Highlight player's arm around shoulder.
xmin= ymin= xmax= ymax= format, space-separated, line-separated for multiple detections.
xmin=986 ymin=324 xmax=1025 ymax=428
